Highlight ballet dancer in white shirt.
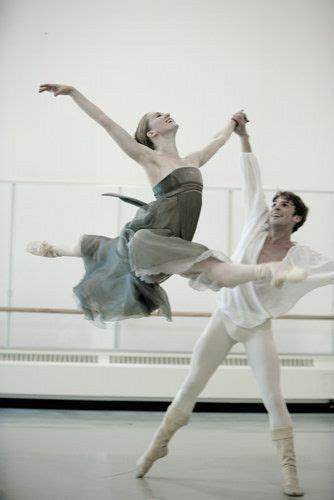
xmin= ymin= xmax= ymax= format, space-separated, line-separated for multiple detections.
xmin=136 ymin=120 xmax=334 ymax=497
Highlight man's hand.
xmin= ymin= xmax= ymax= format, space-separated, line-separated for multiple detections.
xmin=232 ymin=110 xmax=249 ymax=136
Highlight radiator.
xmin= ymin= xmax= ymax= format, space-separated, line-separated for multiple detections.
xmin=0 ymin=350 xmax=333 ymax=401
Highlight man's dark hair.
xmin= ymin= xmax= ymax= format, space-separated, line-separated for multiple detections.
xmin=272 ymin=191 xmax=309 ymax=233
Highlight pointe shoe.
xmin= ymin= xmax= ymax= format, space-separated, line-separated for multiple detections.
xmin=272 ymin=427 xmax=304 ymax=497
xmin=26 ymin=240 xmax=59 ymax=258
xmin=260 ymin=262 xmax=307 ymax=288
xmin=136 ymin=406 xmax=189 ymax=478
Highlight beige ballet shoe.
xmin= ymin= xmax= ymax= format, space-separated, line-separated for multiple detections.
xmin=136 ymin=405 xmax=189 ymax=478
xmin=260 ymin=262 xmax=307 ymax=288
xmin=272 ymin=427 xmax=304 ymax=497
xmin=26 ymin=240 xmax=59 ymax=258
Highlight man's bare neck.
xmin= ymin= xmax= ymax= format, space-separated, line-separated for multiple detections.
xmin=267 ymin=228 xmax=294 ymax=246
xmin=257 ymin=229 xmax=295 ymax=264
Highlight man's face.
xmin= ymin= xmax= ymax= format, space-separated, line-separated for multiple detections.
xmin=269 ymin=196 xmax=302 ymax=230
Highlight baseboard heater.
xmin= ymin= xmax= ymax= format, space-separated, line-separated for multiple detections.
xmin=0 ymin=350 xmax=333 ymax=401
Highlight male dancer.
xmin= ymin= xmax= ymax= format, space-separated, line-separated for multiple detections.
xmin=136 ymin=121 xmax=334 ymax=496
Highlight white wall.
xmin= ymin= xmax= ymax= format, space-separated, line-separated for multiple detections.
xmin=1 ymin=181 xmax=333 ymax=355
xmin=0 ymin=0 xmax=333 ymax=355
xmin=0 ymin=0 xmax=333 ymax=190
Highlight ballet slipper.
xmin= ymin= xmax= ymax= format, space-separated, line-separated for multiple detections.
xmin=136 ymin=405 xmax=189 ymax=478
xmin=271 ymin=427 xmax=304 ymax=497
xmin=258 ymin=262 xmax=307 ymax=288
xmin=26 ymin=240 xmax=59 ymax=258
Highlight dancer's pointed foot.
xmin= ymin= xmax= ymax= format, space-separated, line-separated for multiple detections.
xmin=135 ymin=406 xmax=189 ymax=478
xmin=259 ymin=262 xmax=307 ymax=288
xmin=26 ymin=240 xmax=59 ymax=258
xmin=284 ymin=480 xmax=304 ymax=497
xmin=136 ymin=442 xmax=168 ymax=478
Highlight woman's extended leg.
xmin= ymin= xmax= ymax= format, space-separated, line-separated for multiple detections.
xmin=26 ymin=238 xmax=83 ymax=257
xmin=244 ymin=329 xmax=304 ymax=496
xmin=186 ymin=256 xmax=306 ymax=288
xmin=136 ymin=308 xmax=237 ymax=477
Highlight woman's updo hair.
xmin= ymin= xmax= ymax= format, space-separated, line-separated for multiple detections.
xmin=134 ymin=113 xmax=154 ymax=150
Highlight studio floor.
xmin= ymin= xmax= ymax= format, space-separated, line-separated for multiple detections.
xmin=0 ymin=408 xmax=333 ymax=500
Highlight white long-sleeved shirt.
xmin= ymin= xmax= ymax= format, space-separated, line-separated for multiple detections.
xmin=217 ymin=153 xmax=334 ymax=328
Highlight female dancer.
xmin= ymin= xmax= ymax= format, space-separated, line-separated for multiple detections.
xmin=27 ymin=84 xmax=305 ymax=324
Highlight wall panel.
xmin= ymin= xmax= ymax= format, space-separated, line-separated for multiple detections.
xmin=9 ymin=313 xmax=115 ymax=350
xmin=0 ymin=183 xmax=12 ymax=306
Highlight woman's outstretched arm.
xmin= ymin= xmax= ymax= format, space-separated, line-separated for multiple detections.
xmin=185 ymin=110 xmax=248 ymax=168
xmin=39 ymin=84 xmax=155 ymax=165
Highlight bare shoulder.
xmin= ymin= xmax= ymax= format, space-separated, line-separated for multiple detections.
xmin=137 ymin=153 xmax=161 ymax=185
xmin=182 ymin=152 xmax=201 ymax=168
xmin=136 ymin=143 xmax=159 ymax=166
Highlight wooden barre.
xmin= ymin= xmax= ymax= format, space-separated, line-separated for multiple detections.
xmin=0 ymin=307 xmax=333 ymax=320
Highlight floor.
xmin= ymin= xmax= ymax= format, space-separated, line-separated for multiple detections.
xmin=0 ymin=409 xmax=333 ymax=500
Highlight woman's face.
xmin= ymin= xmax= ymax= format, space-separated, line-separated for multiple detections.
xmin=147 ymin=112 xmax=178 ymax=137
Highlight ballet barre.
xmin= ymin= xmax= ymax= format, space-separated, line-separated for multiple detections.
xmin=0 ymin=307 xmax=333 ymax=320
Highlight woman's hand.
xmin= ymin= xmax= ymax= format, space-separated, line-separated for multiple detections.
xmin=39 ymin=84 xmax=74 ymax=96
xmin=232 ymin=110 xmax=249 ymax=136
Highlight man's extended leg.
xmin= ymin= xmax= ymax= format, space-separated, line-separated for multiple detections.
xmin=136 ymin=308 xmax=237 ymax=477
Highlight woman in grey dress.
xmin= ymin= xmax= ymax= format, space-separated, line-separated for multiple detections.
xmin=27 ymin=84 xmax=305 ymax=324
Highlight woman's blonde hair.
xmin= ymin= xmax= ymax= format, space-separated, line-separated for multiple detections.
xmin=134 ymin=113 xmax=154 ymax=150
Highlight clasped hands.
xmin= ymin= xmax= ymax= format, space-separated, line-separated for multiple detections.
xmin=231 ymin=109 xmax=249 ymax=136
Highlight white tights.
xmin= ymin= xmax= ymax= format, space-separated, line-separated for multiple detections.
xmin=53 ymin=240 xmax=82 ymax=257
xmin=172 ymin=308 xmax=293 ymax=429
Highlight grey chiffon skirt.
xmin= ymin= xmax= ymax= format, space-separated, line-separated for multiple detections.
xmin=73 ymin=188 xmax=228 ymax=325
